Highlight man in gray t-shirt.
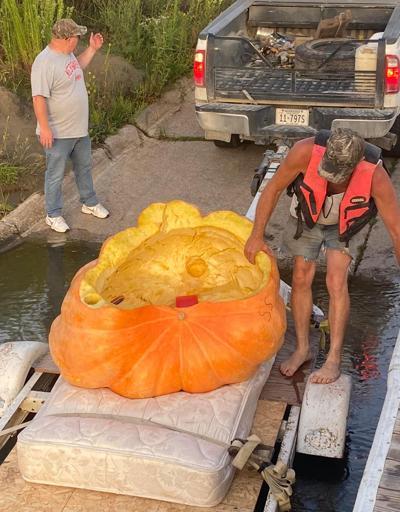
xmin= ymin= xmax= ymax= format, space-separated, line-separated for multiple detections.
xmin=31 ymin=18 xmax=109 ymax=233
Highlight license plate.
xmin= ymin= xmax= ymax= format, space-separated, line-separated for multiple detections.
xmin=276 ymin=108 xmax=309 ymax=126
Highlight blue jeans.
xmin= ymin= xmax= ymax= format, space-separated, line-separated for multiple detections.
xmin=44 ymin=136 xmax=98 ymax=217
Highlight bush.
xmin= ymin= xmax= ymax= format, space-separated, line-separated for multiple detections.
xmin=0 ymin=0 xmax=68 ymax=74
xmin=83 ymin=0 xmax=229 ymax=139
xmin=0 ymin=0 xmax=230 ymax=144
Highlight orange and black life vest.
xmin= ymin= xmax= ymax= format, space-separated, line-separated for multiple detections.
xmin=288 ymin=130 xmax=382 ymax=244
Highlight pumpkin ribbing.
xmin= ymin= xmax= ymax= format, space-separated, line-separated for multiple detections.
xmin=49 ymin=201 xmax=286 ymax=398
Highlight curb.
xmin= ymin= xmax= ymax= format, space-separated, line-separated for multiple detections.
xmin=0 ymin=78 xmax=191 ymax=251
xmin=0 ymin=193 xmax=43 ymax=250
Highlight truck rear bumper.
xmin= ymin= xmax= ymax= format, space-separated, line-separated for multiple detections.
xmin=195 ymin=103 xmax=398 ymax=141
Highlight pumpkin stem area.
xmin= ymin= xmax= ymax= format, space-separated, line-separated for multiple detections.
xmin=84 ymin=226 xmax=270 ymax=309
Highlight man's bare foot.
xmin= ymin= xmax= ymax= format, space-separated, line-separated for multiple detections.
xmin=309 ymin=360 xmax=341 ymax=384
xmin=280 ymin=349 xmax=313 ymax=377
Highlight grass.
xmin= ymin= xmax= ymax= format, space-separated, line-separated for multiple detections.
xmin=0 ymin=0 xmax=230 ymax=159
xmin=78 ymin=0 xmax=230 ymax=144
xmin=0 ymin=120 xmax=42 ymax=207
xmin=0 ymin=0 xmax=69 ymax=75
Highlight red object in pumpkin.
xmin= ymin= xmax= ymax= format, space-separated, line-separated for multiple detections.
xmin=176 ymin=295 xmax=199 ymax=308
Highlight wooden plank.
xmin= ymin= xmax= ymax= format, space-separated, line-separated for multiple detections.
xmin=260 ymin=314 xmax=320 ymax=405
xmin=0 ymin=399 xmax=286 ymax=512
xmin=392 ymin=411 xmax=400 ymax=435
xmin=387 ymin=432 xmax=400 ymax=461
xmin=377 ymin=458 xmax=400 ymax=492
xmin=32 ymin=352 xmax=59 ymax=375
xmin=355 ymin=328 xmax=400 ymax=512
xmin=0 ymin=450 xmax=72 ymax=511
xmin=374 ymin=488 xmax=400 ymax=512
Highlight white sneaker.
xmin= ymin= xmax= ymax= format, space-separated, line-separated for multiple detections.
xmin=81 ymin=203 xmax=110 ymax=219
xmin=46 ymin=215 xmax=70 ymax=233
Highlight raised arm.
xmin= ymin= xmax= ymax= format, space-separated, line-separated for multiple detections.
xmin=77 ymin=33 xmax=103 ymax=69
xmin=244 ymin=138 xmax=313 ymax=263
xmin=371 ymin=165 xmax=400 ymax=265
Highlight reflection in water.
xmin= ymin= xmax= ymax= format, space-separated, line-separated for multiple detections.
xmin=0 ymin=241 xmax=99 ymax=343
xmin=0 ymin=244 xmax=398 ymax=511
xmin=45 ymin=242 xmax=66 ymax=332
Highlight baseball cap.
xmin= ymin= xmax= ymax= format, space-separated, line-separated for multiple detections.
xmin=52 ymin=19 xmax=87 ymax=39
xmin=318 ymin=128 xmax=365 ymax=184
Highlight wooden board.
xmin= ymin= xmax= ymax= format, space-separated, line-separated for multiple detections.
xmin=374 ymin=488 xmax=400 ymax=512
xmin=377 ymin=458 xmax=400 ymax=493
xmin=387 ymin=432 xmax=400 ymax=461
xmin=260 ymin=314 xmax=320 ymax=405
xmin=0 ymin=400 xmax=286 ymax=512
xmin=373 ymin=408 xmax=400 ymax=511
xmin=393 ymin=413 xmax=400 ymax=436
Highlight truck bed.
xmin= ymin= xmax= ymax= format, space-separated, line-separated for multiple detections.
xmin=201 ymin=1 xmax=399 ymax=108
xmin=214 ymin=67 xmax=376 ymax=106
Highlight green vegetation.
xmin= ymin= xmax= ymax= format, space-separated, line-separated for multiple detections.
xmin=0 ymin=0 xmax=229 ymax=147
xmin=0 ymin=0 xmax=70 ymax=91
xmin=77 ymin=0 xmax=230 ymax=143
xmin=0 ymin=121 xmax=43 ymax=215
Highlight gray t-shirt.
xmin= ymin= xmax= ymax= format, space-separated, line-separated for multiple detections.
xmin=31 ymin=46 xmax=89 ymax=138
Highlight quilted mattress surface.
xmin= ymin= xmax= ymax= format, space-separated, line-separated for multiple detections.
xmin=17 ymin=358 xmax=274 ymax=507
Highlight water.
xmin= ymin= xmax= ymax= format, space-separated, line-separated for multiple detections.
xmin=0 ymin=240 xmax=100 ymax=344
xmin=279 ymin=266 xmax=400 ymax=512
xmin=0 ymin=241 xmax=399 ymax=511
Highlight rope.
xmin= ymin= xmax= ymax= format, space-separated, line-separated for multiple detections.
xmin=229 ymin=435 xmax=295 ymax=511
xmin=310 ymin=316 xmax=330 ymax=350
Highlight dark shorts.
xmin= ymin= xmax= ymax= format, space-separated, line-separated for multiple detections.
xmin=281 ymin=216 xmax=362 ymax=262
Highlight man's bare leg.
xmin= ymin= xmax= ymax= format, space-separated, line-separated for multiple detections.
xmin=280 ymin=256 xmax=316 ymax=377
xmin=310 ymin=249 xmax=351 ymax=384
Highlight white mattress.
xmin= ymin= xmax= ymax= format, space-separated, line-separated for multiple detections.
xmin=17 ymin=358 xmax=274 ymax=507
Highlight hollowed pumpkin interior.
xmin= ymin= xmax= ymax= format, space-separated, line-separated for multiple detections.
xmin=79 ymin=201 xmax=271 ymax=309
xmin=100 ymin=226 xmax=267 ymax=307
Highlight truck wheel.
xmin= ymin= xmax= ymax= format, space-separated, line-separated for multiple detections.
xmin=383 ymin=116 xmax=400 ymax=157
xmin=295 ymin=38 xmax=361 ymax=72
xmin=213 ymin=134 xmax=241 ymax=148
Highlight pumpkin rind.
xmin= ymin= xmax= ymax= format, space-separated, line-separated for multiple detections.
xmin=49 ymin=201 xmax=286 ymax=398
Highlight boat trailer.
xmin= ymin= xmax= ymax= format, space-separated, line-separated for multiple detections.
xmin=0 ymin=146 xmax=355 ymax=511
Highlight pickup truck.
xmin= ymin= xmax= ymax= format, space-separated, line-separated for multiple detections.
xmin=194 ymin=0 xmax=400 ymax=154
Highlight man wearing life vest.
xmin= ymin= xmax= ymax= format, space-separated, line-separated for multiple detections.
xmin=245 ymin=128 xmax=400 ymax=384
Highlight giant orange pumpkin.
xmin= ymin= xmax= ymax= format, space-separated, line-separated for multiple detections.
xmin=49 ymin=201 xmax=286 ymax=398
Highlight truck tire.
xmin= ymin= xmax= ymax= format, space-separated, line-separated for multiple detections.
xmin=295 ymin=38 xmax=361 ymax=72
xmin=383 ymin=116 xmax=400 ymax=157
xmin=213 ymin=134 xmax=241 ymax=148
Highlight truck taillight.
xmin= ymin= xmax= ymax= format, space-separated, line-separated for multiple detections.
xmin=194 ymin=50 xmax=205 ymax=87
xmin=385 ymin=55 xmax=400 ymax=93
